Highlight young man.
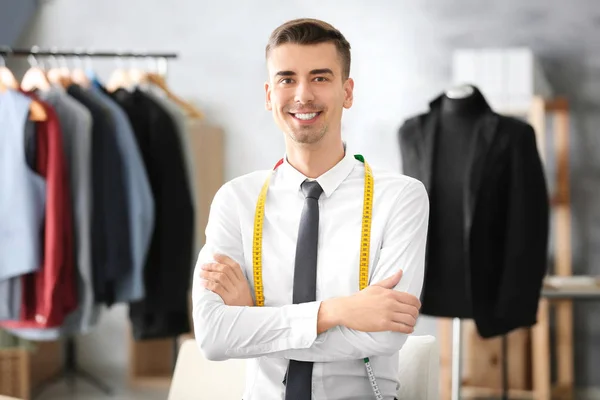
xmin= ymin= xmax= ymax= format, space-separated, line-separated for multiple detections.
xmin=192 ymin=18 xmax=429 ymax=400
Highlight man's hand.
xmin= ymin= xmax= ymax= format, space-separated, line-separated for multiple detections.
xmin=318 ymin=269 xmax=421 ymax=334
xmin=199 ymin=254 xmax=254 ymax=307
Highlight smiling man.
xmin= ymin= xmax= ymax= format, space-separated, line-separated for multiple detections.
xmin=192 ymin=18 xmax=430 ymax=400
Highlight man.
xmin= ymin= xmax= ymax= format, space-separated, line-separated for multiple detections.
xmin=192 ymin=18 xmax=429 ymax=400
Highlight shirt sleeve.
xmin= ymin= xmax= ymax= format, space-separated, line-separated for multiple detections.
xmin=266 ymin=179 xmax=429 ymax=362
xmin=192 ymin=181 xmax=323 ymax=361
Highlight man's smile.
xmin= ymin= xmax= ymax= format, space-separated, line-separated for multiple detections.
xmin=289 ymin=111 xmax=322 ymax=123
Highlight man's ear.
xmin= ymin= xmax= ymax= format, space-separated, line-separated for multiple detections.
xmin=265 ymin=81 xmax=272 ymax=111
xmin=343 ymin=77 xmax=354 ymax=109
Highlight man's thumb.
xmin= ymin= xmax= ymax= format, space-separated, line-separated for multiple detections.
xmin=373 ymin=269 xmax=403 ymax=289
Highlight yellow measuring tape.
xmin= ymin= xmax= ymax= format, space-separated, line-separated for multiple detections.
xmin=251 ymin=154 xmax=382 ymax=398
xmin=252 ymin=154 xmax=374 ymax=306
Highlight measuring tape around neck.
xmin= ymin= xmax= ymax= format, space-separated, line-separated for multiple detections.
xmin=252 ymin=154 xmax=383 ymax=400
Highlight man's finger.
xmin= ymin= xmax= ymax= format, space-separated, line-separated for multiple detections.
xmin=213 ymin=254 xmax=245 ymax=281
xmin=203 ymin=262 xmax=238 ymax=283
xmin=202 ymin=279 xmax=228 ymax=297
xmin=389 ymin=300 xmax=420 ymax=320
xmin=202 ymin=262 xmax=229 ymax=272
xmin=392 ymin=291 xmax=421 ymax=310
xmin=372 ymin=269 xmax=403 ymax=289
xmin=200 ymin=270 xmax=233 ymax=292
xmin=392 ymin=310 xmax=417 ymax=328
xmin=389 ymin=321 xmax=415 ymax=334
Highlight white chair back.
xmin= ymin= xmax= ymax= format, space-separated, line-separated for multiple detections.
xmin=168 ymin=339 xmax=246 ymax=400
xmin=397 ymin=335 xmax=439 ymax=400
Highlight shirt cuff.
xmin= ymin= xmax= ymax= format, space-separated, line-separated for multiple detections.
xmin=288 ymin=300 xmax=322 ymax=349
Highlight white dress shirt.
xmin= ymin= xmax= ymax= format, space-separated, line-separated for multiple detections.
xmin=192 ymin=148 xmax=429 ymax=400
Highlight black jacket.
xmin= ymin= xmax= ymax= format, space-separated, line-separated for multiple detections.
xmin=111 ymin=88 xmax=195 ymax=340
xmin=398 ymin=90 xmax=549 ymax=338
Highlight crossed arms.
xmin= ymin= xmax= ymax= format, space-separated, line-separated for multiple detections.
xmin=192 ymin=179 xmax=429 ymax=362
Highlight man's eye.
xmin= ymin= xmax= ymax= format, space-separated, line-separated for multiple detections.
xmin=280 ymin=78 xmax=293 ymax=84
xmin=314 ymin=77 xmax=328 ymax=82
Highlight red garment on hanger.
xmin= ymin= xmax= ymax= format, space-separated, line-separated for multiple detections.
xmin=0 ymin=95 xmax=77 ymax=329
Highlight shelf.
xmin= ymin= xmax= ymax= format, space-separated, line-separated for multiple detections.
xmin=542 ymin=275 xmax=600 ymax=299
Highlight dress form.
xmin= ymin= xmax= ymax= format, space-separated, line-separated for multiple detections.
xmin=423 ymin=86 xmax=488 ymax=319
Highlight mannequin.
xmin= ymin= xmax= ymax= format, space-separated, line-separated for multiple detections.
xmin=399 ymin=83 xmax=548 ymax=333
xmin=424 ymin=84 xmax=488 ymax=318
xmin=444 ymin=83 xmax=474 ymax=99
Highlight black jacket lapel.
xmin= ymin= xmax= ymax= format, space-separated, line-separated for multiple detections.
xmin=464 ymin=112 xmax=500 ymax=234
xmin=418 ymin=111 xmax=438 ymax=193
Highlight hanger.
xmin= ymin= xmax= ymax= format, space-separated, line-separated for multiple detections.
xmin=21 ymin=50 xmax=51 ymax=92
xmin=71 ymin=52 xmax=91 ymax=87
xmin=106 ymin=54 xmax=133 ymax=92
xmin=28 ymin=98 xmax=48 ymax=121
xmin=143 ymin=57 xmax=204 ymax=119
xmin=0 ymin=52 xmax=19 ymax=89
xmin=46 ymin=50 xmax=71 ymax=88
xmin=146 ymin=72 xmax=203 ymax=119
xmin=0 ymin=50 xmax=47 ymax=121
xmin=127 ymin=55 xmax=146 ymax=86
xmin=21 ymin=51 xmax=51 ymax=92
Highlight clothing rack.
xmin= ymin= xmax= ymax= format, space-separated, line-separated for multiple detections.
xmin=1 ymin=46 xmax=180 ymax=398
xmin=0 ymin=47 xmax=178 ymax=59
xmin=0 ymin=46 xmax=178 ymax=78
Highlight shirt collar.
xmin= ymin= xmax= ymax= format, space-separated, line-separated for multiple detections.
xmin=278 ymin=143 xmax=356 ymax=198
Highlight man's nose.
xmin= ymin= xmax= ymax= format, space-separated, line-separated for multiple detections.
xmin=294 ymin=81 xmax=315 ymax=104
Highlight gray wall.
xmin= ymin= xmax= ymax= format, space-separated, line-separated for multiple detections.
xmin=10 ymin=0 xmax=600 ymax=390
xmin=0 ymin=0 xmax=37 ymax=47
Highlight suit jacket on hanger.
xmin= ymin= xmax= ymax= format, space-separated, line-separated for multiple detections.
xmin=111 ymin=88 xmax=194 ymax=340
xmin=67 ymin=84 xmax=133 ymax=307
xmin=398 ymin=88 xmax=549 ymax=338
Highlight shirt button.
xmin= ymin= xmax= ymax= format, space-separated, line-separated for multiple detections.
xmin=35 ymin=314 xmax=46 ymax=324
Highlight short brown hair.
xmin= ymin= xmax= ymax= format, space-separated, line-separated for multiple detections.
xmin=265 ymin=18 xmax=351 ymax=80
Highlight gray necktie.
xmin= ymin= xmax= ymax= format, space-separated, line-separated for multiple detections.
xmin=285 ymin=180 xmax=323 ymax=400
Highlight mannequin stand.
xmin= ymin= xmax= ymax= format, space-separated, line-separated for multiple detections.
xmin=501 ymin=335 xmax=508 ymax=400
xmin=33 ymin=337 xmax=114 ymax=399
xmin=451 ymin=319 xmax=509 ymax=400
xmin=451 ymin=318 xmax=462 ymax=400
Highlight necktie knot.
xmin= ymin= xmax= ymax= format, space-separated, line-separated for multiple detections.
xmin=301 ymin=180 xmax=323 ymax=200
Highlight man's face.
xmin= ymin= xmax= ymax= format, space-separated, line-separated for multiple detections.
xmin=265 ymin=42 xmax=354 ymax=145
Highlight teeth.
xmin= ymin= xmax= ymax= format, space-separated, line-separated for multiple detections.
xmin=294 ymin=113 xmax=318 ymax=120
